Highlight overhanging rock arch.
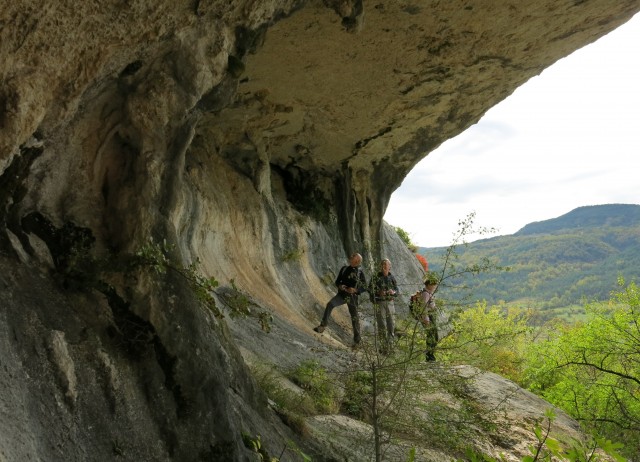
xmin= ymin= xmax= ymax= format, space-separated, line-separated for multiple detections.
xmin=200 ymin=1 xmax=639 ymax=257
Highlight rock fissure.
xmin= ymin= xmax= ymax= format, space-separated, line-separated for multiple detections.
xmin=0 ymin=142 xmax=43 ymax=256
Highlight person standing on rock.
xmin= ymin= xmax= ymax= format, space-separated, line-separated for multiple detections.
xmin=410 ymin=272 xmax=440 ymax=362
xmin=313 ymin=252 xmax=367 ymax=347
xmin=370 ymin=258 xmax=399 ymax=347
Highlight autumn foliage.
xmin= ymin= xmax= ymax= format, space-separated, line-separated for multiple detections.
xmin=415 ymin=253 xmax=428 ymax=271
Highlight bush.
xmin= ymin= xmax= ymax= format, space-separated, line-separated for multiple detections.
xmin=395 ymin=226 xmax=418 ymax=252
xmin=341 ymin=370 xmax=372 ymax=419
xmin=289 ymin=360 xmax=340 ymax=414
xmin=522 ymin=280 xmax=640 ymax=458
xmin=439 ymin=303 xmax=533 ymax=383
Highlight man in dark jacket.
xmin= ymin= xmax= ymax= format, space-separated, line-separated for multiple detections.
xmin=370 ymin=258 xmax=399 ymax=345
xmin=313 ymin=252 xmax=367 ymax=346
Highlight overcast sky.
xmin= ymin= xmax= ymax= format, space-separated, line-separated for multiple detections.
xmin=384 ymin=14 xmax=640 ymax=248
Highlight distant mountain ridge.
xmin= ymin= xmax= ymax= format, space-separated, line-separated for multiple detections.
xmin=514 ymin=204 xmax=640 ymax=236
xmin=419 ymin=204 xmax=640 ymax=320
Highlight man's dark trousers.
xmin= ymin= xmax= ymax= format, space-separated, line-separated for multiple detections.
xmin=320 ymin=292 xmax=361 ymax=343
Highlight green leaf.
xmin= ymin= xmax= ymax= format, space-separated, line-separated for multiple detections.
xmin=533 ymin=426 xmax=542 ymax=440
xmin=544 ymin=437 xmax=561 ymax=455
xmin=597 ymin=438 xmax=627 ymax=462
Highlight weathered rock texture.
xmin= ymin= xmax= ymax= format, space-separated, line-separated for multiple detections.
xmin=1 ymin=1 xmax=638 ymax=460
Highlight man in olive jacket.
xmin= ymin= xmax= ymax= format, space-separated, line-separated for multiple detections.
xmin=370 ymin=258 xmax=399 ymax=344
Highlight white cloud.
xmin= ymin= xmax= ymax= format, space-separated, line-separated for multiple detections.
xmin=385 ymin=14 xmax=640 ymax=247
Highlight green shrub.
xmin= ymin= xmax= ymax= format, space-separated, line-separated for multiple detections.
xmin=394 ymin=226 xmax=417 ymax=251
xmin=281 ymin=249 xmax=304 ymax=262
xmin=251 ymin=364 xmax=316 ymax=418
xmin=289 ymin=360 xmax=340 ymax=414
xmin=341 ymin=370 xmax=372 ymax=419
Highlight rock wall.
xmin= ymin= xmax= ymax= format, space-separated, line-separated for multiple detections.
xmin=1 ymin=1 xmax=639 ymax=460
xmin=0 ymin=253 xmax=309 ymax=461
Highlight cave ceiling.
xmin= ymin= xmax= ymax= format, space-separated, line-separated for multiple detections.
xmin=203 ymin=0 xmax=640 ymax=194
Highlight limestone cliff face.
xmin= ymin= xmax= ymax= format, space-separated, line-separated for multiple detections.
xmin=1 ymin=1 xmax=638 ymax=460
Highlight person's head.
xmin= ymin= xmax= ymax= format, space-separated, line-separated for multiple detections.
xmin=349 ymin=252 xmax=363 ymax=267
xmin=381 ymin=259 xmax=391 ymax=275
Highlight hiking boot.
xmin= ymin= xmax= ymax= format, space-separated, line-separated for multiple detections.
xmin=313 ymin=325 xmax=325 ymax=333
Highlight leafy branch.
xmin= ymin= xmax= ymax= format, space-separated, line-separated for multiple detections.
xmin=135 ymin=240 xmax=275 ymax=331
xmin=134 ymin=240 xmax=222 ymax=318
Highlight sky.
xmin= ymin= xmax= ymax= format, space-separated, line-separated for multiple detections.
xmin=384 ymin=14 xmax=640 ymax=248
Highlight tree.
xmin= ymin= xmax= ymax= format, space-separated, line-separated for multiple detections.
xmin=336 ymin=213 xmax=506 ymax=460
xmin=523 ymin=279 xmax=640 ymax=458
xmin=429 ymin=212 xmax=502 ymax=310
xmin=438 ymin=303 xmax=533 ymax=383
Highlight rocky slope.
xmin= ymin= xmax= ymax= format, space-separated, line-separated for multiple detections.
xmin=1 ymin=1 xmax=639 ymax=460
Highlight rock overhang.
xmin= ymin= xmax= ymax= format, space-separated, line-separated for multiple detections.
xmin=0 ymin=0 xmax=638 ymax=250
xmin=221 ymin=1 xmax=639 ymax=186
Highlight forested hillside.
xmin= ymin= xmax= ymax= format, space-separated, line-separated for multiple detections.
xmin=420 ymin=204 xmax=640 ymax=322
xmin=516 ymin=204 xmax=640 ymax=235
